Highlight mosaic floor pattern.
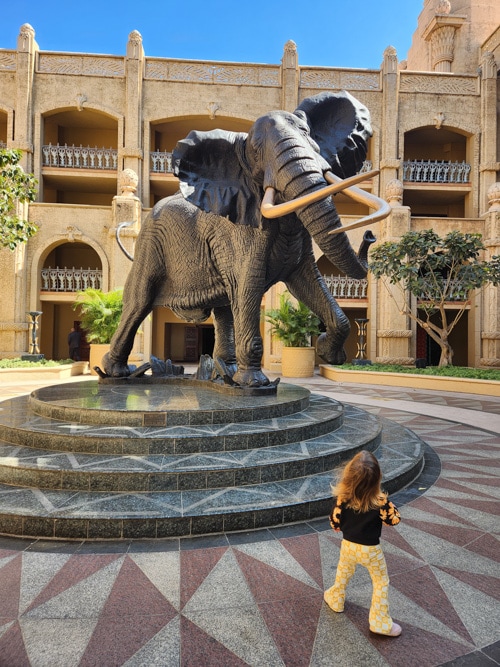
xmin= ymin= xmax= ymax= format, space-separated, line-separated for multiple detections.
xmin=0 ymin=374 xmax=499 ymax=666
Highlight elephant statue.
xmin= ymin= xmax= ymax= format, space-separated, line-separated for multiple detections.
xmin=103 ymin=90 xmax=390 ymax=387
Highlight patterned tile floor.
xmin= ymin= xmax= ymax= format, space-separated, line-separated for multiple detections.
xmin=0 ymin=372 xmax=499 ymax=667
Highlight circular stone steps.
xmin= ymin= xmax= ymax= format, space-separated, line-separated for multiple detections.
xmin=0 ymin=379 xmax=425 ymax=540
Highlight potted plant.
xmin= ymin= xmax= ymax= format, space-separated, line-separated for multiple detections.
xmin=73 ymin=287 xmax=123 ymax=375
xmin=265 ymin=292 xmax=321 ymax=377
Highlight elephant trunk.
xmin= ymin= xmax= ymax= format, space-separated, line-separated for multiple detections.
xmin=297 ymin=190 xmax=373 ymax=279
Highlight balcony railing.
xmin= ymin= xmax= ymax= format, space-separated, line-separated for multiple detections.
xmin=150 ymin=150 xmax=174 ymax=173
xmin=150 ymin=152 xmax=373 ymax=177
xmin=324 ymin=275 xmax=368 ymax=299
xmin=41 ymin=267 xmax=103 ymax=292
xmin=418 ymin=279 xmax=469 ymax=303
xmin=403 ymin=160 xmax=471 ymax=184
xmin=42 ymin=144 xmax=118 ymax=170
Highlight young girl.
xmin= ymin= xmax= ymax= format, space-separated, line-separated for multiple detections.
xmin=324 ymin=450 xmax=402 ymax=637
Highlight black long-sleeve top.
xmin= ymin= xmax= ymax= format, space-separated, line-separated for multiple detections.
xmin=329 ymin=495 xmax=401 ymax=546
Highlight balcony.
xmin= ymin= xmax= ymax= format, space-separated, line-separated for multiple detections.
xmin=324 ymin=276 xmax=368 ymax=299
xmin=41 ymin=267 xmax=103 ymax=292
xmin=403 ymin=160 xmax=470 ymax=184
xmin=42 ymin=144 xmax=118 ymax=170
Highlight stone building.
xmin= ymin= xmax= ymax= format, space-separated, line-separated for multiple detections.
xmin=0 ymin=0 xmax=499 ymax=370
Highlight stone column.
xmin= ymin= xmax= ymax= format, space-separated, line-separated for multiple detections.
xmin=1 ymin=24 xmax=40 ymax=357
xmin=121 ymin=31 xmax=144 ymax=199
xmin=480 ymin=187 xmax=500 ymax=368
xmin=110 ymin=169 xmax=145 ymax=363
xmin=375 ymin=181 xmax=413 ymax=364
xmin=0 ymin=200 xmax=31 ymax=357
xmin=479 ymin=52 xmax=499 ymax=216
xmin=281 ymin=40 xmax=299 ymax=112
xmin=379 ymin=47 xmax=401 ymax=201
xmin=12 ymin=23 xmax=37 ymax=172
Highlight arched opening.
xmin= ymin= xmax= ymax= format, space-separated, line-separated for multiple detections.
xmin=42 ymin=109 xmax=119 ymax=205
xmin=39 ymin=242 xmax=102 ymax=360
xmin=403 ymin=126 xmax=471 ymax=217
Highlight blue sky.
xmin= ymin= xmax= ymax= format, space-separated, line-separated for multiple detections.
xmin=2 ymin=1 xmax=423 ymax=68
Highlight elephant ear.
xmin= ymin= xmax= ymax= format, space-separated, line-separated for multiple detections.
xmin=173 ymin=129 xmax=261 ymax=227
xmin=295 ymin=90 xmax=372 ymax=178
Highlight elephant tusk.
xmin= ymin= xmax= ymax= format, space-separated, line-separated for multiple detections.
xmin=260 ymin=170 xmax=380 ymax=219
xmin=324 ymin=171 xmax=391 ymax=235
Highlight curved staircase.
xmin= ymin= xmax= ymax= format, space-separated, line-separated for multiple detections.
xmin=0 ymin=379 xmax=424 ymax=540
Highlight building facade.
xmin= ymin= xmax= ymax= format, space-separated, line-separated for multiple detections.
xmin=0 ymin=0 xmax=499 ymax=369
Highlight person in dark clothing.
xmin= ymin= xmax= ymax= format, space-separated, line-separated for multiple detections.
xmin=324 ymin=450 xmax=402 ymax=637
xmin=68 ymin=327 xmax=82 ymax=361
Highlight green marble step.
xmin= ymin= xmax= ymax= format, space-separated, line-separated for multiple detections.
xmin=0 ymin=418 xmax=424 ymax=541
xmin=0 ymin=392 xmax=343 ymax=455
xmin=0 ymin=405 xmax=381 ymax=492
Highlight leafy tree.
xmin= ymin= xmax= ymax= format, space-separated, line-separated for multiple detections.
xmin=369 ymin=230 xmax=500 ymax=367
xmin=0 ymin=149 xmax=38 ymax=250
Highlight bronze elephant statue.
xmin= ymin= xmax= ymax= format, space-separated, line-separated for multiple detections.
xmin=104 ymin=90 xmax=389 ymax=386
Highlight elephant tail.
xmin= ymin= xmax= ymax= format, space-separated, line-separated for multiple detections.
xmin=116 ymin=221 xmax=135 ymax=261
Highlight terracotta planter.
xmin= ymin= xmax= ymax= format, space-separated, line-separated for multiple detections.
xmin=89 ymin=344 xmax=110 ymax=376
xmin=281 ymin=346 xmax=316 ymax=378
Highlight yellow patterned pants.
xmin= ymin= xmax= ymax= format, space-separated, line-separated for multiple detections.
xmin=324 ymin=539 xmax=394 ymax=634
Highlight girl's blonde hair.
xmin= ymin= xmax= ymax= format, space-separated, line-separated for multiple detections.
xmin=332 ymin=450 xmax=384 ymax=512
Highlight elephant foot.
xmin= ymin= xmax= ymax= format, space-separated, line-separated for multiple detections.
xmin=232 ymin=368 xmax=271 ymax=387
xmin=102 ymin=352 xmax=132 ymax=378
xmin=316 ymin=333 xmax=347 ymax=365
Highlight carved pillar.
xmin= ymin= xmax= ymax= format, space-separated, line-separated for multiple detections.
xmin=122 ymin=31 xmax=144 ymax=199
xmin=281 ymin=40 xmax=299 ymax=112
xmin=479 ymin=53 xmax=499 ymax=215
xmin=422 ymin=4 xmax=465 ymax=73
xmin=375 ymin=200 xmax=413 ymax=365
xmin=13 ymin=24 xmax=37 ymax=172
xmin=0 ymin=201 xmax=31 ymax=356
xmin=379 ymin=47 xmax=400 ymax=199
xmin=110 ymin=169 xmax=144 ymax=362
xmin=480 ymin=193 xmax=500 ymax=368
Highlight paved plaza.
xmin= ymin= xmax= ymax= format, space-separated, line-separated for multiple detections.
xmin=0 ymin=371 xmax=499 ymax=666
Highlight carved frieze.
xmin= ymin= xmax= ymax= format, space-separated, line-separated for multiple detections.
xmin=377 ymin=330 xmax=412 ymax=338
xmin=0 ymin=51 xmax=16 ymax=70
xmin=399 ymin=73 xmax=478 ymax=95
xmin=38 ymin=54 xmax=124 ymax=77
xmin=145 ymin=60 xmax=280 ymax=87
xmin=300 ymin=69 xmax=380 ymax=91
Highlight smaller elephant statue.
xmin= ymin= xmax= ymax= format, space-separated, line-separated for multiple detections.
xmin=104 ymin=90 xmax=389 ymax=387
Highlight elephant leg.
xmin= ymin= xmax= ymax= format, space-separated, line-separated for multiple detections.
xmin=231 ymin=295 xmax=270 ymax=387
xmin=286 ymin=263 xmax=350 ymax=365
xmin=212 ymin=306 xmax=237 ymax=376
xmin=103 ymin=245 xmax=164 ymax=377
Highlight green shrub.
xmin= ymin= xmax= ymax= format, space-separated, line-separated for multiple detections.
xmin=0 ymin=358 xmax=73 ymax=368
xmin=265 ymin=292 xmax=321 ymax=347
xmin=336 ymin=363 xmax=500 ymax=381
xmin=73 ymin=287 xmax=123 ymax=344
